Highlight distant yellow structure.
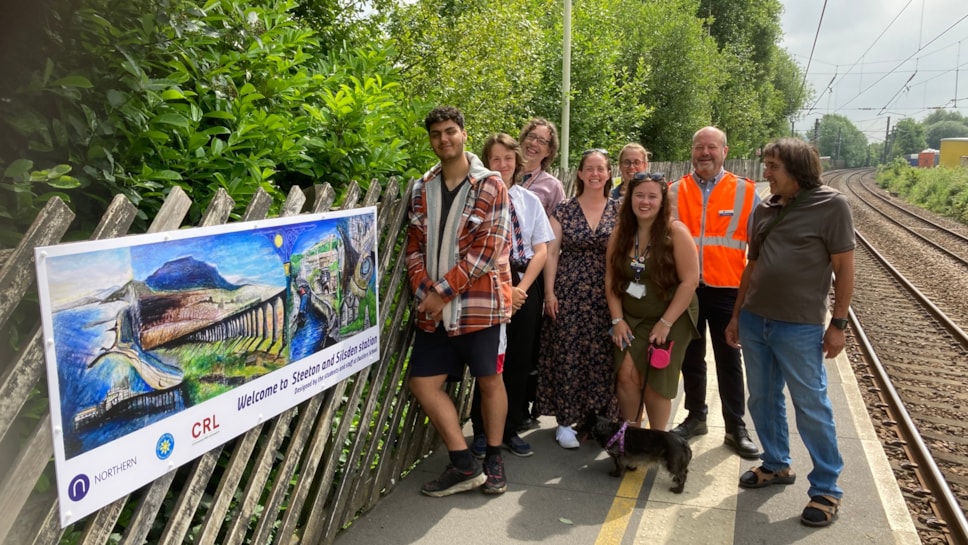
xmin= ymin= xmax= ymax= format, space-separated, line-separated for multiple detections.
xmin=939 ymin=137 xmax=968 ymax=168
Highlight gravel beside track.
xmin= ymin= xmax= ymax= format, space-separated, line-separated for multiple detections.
xmin=829 ymin=169 xmax=968 ymax=544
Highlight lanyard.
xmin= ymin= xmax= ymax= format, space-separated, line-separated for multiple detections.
xmin=631 ymin=233 xmax=650 ymax=283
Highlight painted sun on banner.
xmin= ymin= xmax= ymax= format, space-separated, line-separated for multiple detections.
xmin=35 ymin=207 xmax=380 ymax=526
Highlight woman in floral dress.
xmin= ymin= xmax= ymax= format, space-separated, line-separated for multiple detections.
xmin=537 ymin=149 xmax=619 ymax=449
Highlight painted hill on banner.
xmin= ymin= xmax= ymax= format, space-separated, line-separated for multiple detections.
xmin=144 ymin=256 xmax=241 ymax=291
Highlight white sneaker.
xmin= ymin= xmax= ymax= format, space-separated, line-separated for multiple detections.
xmin=556 ymin=425 xmax=580 ymax=449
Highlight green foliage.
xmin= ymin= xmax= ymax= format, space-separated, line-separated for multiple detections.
xmin=923 ymin=110 xmax=967 ymax=126
xmin=0 ymin=160 xmax=80 ymax=246
xmin=925 ymin=119 xmax=968 ymax=150
xmin=867 ymin=141 xmax=885 ymax=165
xmin=877 ymin=160 xmax=968 ymax=223
xmin=622 ymin=0 xmax=721 ymax=160
xmin=700 ymin=0 xmax=802 ymax=156
xmin=701 ymin=0 xmax=782 ymax=67
xmin=877 ymin=157 xmax=920 ymax=193
xmin=389 ymin=0 xmax=738 ymax=164
xmin=0 ymin=0 xmax=430 ymax=246
xmin=816 ymin=114 xmax=868 ymax=167
xmin=534 ymin=0 xmax=656 ymax=161
xmin=387 ymin=0 xmax=546 ymax=146
xmin=892 ymin=118 xmax=927 ymax=156
xmin=292 ymin=0 xmax=393 ymax=46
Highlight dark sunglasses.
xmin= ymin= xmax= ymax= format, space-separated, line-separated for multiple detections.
xmin=582 ymin=148 xmax=608 ymax=157
xmin=633 ymin=171 xmax=665 ymax=182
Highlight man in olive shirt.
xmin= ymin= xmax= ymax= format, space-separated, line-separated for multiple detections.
xmin=725 ymin=137 xmax=853 ymax=528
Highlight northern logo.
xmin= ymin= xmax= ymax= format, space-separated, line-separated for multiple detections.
xmin=68 ymin=474 xmax=90 ymax=502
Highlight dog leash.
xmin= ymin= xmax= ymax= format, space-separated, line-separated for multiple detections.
xmin=605 ymin=421 xmax=628 ymax=456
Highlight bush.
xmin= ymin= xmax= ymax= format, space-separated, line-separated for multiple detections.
xmin=876 ymin=160 xmax=968 ymax=223
xmin=0 ymin=0 xmax=432 ymax=246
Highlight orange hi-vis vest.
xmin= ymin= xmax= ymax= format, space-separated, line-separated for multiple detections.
xmin=669 ymin=172 xmax=756 ymax=288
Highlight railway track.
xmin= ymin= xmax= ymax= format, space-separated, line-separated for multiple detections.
xmin=827 ymin=169 xmax=968 ymax=544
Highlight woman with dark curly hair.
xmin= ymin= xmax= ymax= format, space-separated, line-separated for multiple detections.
xmin=605 ymin=172 xmax=699 ymax=430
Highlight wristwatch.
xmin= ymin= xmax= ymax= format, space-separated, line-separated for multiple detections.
xmin=611 ymin=317 xmax=623 ymax=325
xmin=830 ymin=317 xmax=848 ymax=330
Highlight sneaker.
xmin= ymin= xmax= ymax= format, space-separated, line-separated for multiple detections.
xmin=555 ymin=425 xmax=580 ymax=449
xmin=421 ymin=464 xmax=486 ymax=497
xmin=503 ymin=434 xmax=534 ymax=457
xmin=482 ymin=455 xmax=507 ymax=494
xmin=671 ymin=415 xmax=708 ymax=440
xmin=470 ymin=433 xmax=486 ymax=459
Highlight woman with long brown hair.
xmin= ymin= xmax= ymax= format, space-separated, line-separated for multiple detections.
xmin=537 ymin=149 xmax=619 ymax=449
xmin=605 ymin=172 xmax=699 ymax=430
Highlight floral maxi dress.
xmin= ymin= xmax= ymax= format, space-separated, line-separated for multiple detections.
xmin=536 ymin=197 xmax=619 ymax=426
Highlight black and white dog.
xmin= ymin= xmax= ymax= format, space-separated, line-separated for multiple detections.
xmin=576 ymin=412 xmax=692 ymax=494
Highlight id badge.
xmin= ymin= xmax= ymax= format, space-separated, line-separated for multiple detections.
xmin=626 ymin=282 xmax=646 ymax=299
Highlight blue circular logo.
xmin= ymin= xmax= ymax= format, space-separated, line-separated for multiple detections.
xmin=156 ymin=433 xmax=175 ymax=460
xmin=68 ymin=474 xmax=90 ymax=502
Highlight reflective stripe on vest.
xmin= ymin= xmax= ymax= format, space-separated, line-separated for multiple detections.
xmin=669 ymin=172 xmax=755 ymax=287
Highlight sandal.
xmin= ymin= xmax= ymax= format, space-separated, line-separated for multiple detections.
xmin=801 ymin=495 xmax=840 ymax=527
xmin=738 ymin=466 xmax=796 ymax=489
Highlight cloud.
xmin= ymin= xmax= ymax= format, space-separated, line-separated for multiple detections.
xmin=781 ymin=0 xmax=968 ymax=141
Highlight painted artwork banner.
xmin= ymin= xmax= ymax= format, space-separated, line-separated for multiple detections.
xmin=34 ymin=207 xmax=380 ymax=527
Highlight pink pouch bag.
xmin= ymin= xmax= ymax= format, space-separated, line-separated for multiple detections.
xmin=648 ymin=340 xmax=675 ymax=369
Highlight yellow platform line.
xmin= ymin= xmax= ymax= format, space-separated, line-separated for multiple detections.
xmin=594 ymin=463 xmax=648 ymax=545
xmin=594 ymin=339 xmax=723 ymax=545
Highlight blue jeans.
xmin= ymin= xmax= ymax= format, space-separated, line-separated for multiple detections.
xmin=739 ymin=310 xmax=844 ymax=499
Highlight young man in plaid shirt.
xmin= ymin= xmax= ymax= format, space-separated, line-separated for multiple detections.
xmin=405 ymin=106 xmax=513 ymax=496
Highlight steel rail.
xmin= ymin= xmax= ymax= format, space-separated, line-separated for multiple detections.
xmin=853 ymin=229 xmax=968 ymax=542
xmin=846 ymin=178 xmax=968 ymax=269
xmin=856 ymin=175 xmax=968 ymax=245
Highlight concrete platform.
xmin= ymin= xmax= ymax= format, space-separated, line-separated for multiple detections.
xmin=335 ymin=338 xmax=919 ymax=545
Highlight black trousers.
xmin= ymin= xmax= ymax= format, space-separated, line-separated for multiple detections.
xmin=471 ymin=280 xmax=543 ymax=438
xmin=679 ymin=285 xmax=748 ymax=433
xmin=524 ymin=273 xmax=544 ymax=417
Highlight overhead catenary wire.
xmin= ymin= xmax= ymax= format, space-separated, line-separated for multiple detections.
xmin=802 ymin=0 xmax=914 ymax=116
xmin=833 ymin=12 xmax=968 ymax=113
xmin=792 ymin=0 xmax=828 ymax=113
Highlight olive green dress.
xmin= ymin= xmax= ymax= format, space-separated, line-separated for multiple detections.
xmin=613 ymin=263 xmax=699 ymax=400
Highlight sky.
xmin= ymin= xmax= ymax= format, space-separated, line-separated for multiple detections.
xmin=780 ymin=0 xmax=968 ymax=143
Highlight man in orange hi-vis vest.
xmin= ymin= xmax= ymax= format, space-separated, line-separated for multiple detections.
xmin=667 ymin=126 xmax=761 ymax=459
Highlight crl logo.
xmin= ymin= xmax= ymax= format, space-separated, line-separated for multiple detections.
xmin=68 ymin=474 xmax=90 ymax=502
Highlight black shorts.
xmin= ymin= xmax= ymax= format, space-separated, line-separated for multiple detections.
xmin=410 ymin=323 xmax=506 ymax=380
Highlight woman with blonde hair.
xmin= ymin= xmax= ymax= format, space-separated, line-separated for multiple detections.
xmin=611 ymin=143 xmax=651 ymax=200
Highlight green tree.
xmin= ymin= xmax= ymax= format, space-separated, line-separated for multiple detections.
xmin=529 ymin=0 xmax=656 ymax=161
xmin=817 ymin=114 xmax=867 ymax=167
xmin=923 ymin=110 xmax=967 ymax=126
xmin=697 ymin=0 xmax=805 ymax=156
xmin=893 ymin=118 xmax=927 ymax=156
xmin=626 ymin=0 xmax=722 ymax=160
xmin=388 ymin=0 xmax=721 ymax=164
xmin=868 ymin=142 xmax=885 ymax=166
xmin=293 ymin=0 xmax=394 ymax=46
xmin=925 ymin=119 xmax=968 ymax=149
xmin=387 ymin=0 xmax=546 ymax=146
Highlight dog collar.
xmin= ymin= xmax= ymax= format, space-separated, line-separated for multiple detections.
xmin=605 ymin=421 xmax=628 ymax=455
